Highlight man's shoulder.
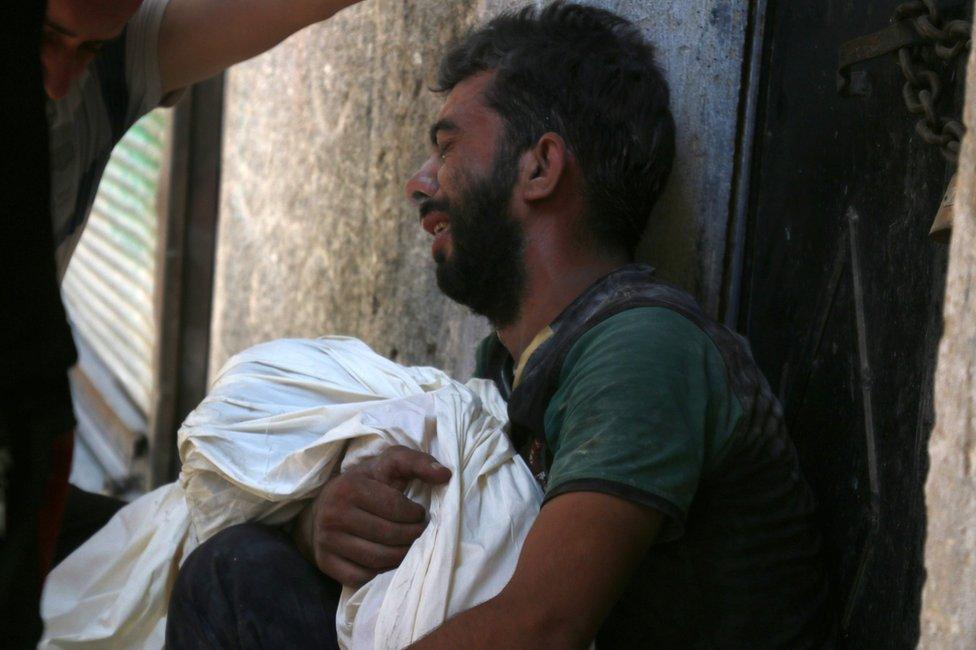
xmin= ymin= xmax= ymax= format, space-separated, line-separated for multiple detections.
xmin=532 ymin=265 xmax=728 ymax=392
xmin=560 ymin=306 xmax=719 ymax=380
xmin=550 ymin=305 xmax=745 ymax=468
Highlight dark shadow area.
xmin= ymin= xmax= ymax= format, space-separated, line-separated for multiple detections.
xmin=739 ymin=0 xmax=966 ymax=647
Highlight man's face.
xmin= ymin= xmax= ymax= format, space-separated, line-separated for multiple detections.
xmin=42 ymin=0 xmax=143 ymax=100
xmin=405 ymin=73 xmax=528 ymax=328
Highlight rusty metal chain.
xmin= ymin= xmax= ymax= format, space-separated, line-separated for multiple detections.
xmin=893 ymin=0 xmax=971 ymax=163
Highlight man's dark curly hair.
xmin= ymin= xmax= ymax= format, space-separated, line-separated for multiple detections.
xmin=435 ymin=1 xmax=676 ymax=257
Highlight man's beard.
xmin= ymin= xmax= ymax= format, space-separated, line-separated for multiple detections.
xmin=434 ymin=145 xmax=527 ymax=329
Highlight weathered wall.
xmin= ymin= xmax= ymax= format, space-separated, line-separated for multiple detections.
xmin=209 ymin=0 xmax=749 ymax=378
xmin=919 ymin=17 xmax=976 ymax=648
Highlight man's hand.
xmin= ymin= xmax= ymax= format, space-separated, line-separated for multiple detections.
xmin=159 ymin=0 xmax=366 ymax=95
xmin=293 ymin=445 xmax=452 ymax=586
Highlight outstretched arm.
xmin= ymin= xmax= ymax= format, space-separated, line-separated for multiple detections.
xmin=158 ymin=0 xmax=363 ymax=95
xmin=409 ymin=491 xmax=663 ymax=649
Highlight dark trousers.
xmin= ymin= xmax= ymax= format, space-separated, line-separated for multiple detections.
xmin=167 ymin=523 xmax=342 ymax=649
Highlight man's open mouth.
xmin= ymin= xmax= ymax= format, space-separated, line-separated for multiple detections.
xmin=421 ymin=209 xmax=451 ymax=237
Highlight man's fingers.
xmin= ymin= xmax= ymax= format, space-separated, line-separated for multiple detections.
xmin=337 ymin=507 xmax=427 ymax=546
xmin=352 ymin=477 xmax=427 ymax=523
xmin=325 ymin=530 xmax=411 ymax=572
xmin=316 ymin=551 xmax=376 ymax=588
xmin=371 ymin=446 xmax=453 ymax=486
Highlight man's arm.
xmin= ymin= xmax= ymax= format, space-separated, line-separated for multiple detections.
xmin=410 ymin=491 xmax=663 ymax=649
xmin=158 ymin=0 xmax=363 ymax=95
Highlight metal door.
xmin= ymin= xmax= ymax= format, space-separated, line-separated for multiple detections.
xmin=738 ymin=1 xmax=969 ymax=646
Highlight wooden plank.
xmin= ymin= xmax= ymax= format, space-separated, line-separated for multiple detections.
xmin=148 ymin=74 xmax=225 ymax=487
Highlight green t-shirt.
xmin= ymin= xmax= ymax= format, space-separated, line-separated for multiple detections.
xmin=540 ymin=307 xmax=742 ymax=539
xmin=477 ymin=307 xmax=742 ymax=539
xmin=475 ymin=305 xmax=831 ymax=648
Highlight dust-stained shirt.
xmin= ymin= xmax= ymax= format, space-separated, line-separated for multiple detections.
xmin=474 ymin=264 xmax=833 ymax=648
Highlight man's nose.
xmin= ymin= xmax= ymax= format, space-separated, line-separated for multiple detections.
xmin=41 ymin=45 xmax=78 ymax=100
xmin=404 ymin=156 xmax=440 ymax=206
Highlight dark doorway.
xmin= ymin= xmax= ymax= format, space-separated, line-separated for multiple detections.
xmin=738 ymin=1 xmax=968 ymax=647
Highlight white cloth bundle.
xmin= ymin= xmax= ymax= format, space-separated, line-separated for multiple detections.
xmin=40 ymin=337 xmax=542 ymax=648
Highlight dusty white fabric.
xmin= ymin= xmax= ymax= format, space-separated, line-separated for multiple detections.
xmin=40 ymin=337 xmax=542 ymax=649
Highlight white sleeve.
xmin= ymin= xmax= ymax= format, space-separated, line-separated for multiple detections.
xmin=123 ymin=0 xmax=185 ymax=125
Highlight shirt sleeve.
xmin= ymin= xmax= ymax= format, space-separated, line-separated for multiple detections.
xmin=124 ymin=0 xmax=183 ymax=125
xmin=543 ymin=307 xmax=742 ymax=542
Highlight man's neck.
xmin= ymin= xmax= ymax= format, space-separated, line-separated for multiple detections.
xmin=497 ymin=245 xmax=629 ymax=363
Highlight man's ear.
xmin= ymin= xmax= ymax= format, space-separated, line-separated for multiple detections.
xmin=519 ymin=132 xmax=568 ymax=202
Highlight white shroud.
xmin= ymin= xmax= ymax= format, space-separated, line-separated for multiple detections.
xmin=40 ymin=337 xmax=542 ymax=649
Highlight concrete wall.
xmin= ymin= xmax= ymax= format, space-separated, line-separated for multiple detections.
xmin=919 ymin=17 xmax=976 ymax=647
xmin=209 ymin=0 xmax=749 ymax=378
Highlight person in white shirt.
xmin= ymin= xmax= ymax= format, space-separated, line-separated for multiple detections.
xmin=44 ymin=0 xmax=365 ymax=274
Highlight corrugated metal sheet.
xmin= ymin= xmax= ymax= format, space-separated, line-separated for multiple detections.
xmin=62 ymin=110 xmax=169 ymax=416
